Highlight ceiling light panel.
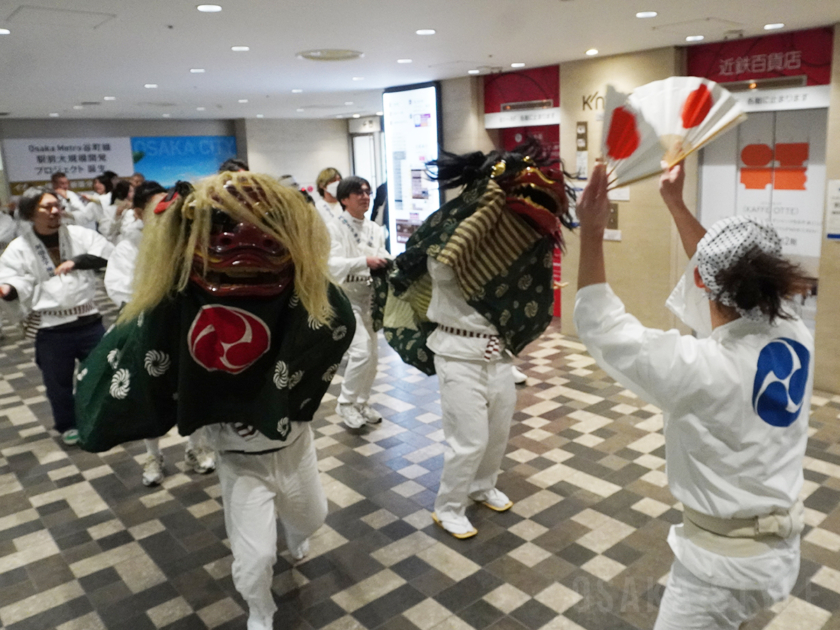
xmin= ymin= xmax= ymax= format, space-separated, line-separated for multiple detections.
xmin=197 ymin=5 xmax=222 ymax=12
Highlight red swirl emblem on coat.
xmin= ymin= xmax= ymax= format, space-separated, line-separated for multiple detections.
xmin=188 ymin=305 xmax=271 ymax=374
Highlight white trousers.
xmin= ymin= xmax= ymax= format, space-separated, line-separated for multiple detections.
xmin=434 ymin=355 xmax=515 ymax=520
xmin=217 ymin=426 xmax=327 ymax=630
xmin=654 ymin=558 xmax=787 ymax=630
xmin=338 ymin=305 xmax=378 ymax=405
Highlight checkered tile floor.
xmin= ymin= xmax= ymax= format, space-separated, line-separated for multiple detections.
xmin=1 ymin=286 xmax=839 ymax=630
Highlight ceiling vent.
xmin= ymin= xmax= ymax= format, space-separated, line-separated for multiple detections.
xmin=7 ymin=5 xmax=115 ymax=29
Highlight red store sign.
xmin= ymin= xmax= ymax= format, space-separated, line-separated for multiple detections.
xmin=686 ymin=27 xmax=833 ymax=86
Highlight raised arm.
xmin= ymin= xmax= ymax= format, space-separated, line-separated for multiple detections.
xmin=660 ymin=163 xmax=706 ymax=259
xmin=576 ymin=163 xmax=611 ymax=289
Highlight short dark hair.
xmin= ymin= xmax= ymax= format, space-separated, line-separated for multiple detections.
xmin=219 ymin=158 xmax=249 ymax=173
xmin=133 ymin=181 xmax=167 ymax=210
xmin=112 ymin=179 xmax=132 ymax=202
xmin=18 ymin=187 xmax=55 ymax=221
xmin=50 ymin=172 xmax=67 ymax=183
xmin=94 ymin=174 xmax=114 ymax=194
xmin=336 ymin=176 xmax=371 ymax=207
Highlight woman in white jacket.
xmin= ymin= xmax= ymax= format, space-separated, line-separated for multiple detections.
xmin=0 ymin=187 xmax=114 ymax=444
xmin=573 ymin=163 xmax=814 ymax=630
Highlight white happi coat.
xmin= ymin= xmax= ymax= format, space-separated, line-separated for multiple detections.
xmin=0 ymin=224 xmax=114 ymax=328
xmin=316 ymin=197 xmax=342 ymax=226
xmin=104 ymin=227 xmax=143 ymax=308
xmin=327 ymin=213 xmax=389 ymax=306
xmin=574 ymin=255 xmax=813 ymax=591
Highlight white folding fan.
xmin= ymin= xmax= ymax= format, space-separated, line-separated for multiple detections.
xmin=602 ymin=77 xmax=747 ymax=188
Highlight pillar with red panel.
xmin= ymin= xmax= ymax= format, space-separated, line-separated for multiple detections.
xmin=483 ymin=65 xmax=565 ymax=318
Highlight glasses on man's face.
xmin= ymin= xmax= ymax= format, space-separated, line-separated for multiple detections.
xmin=38 ymin=202 xmax=63 ymax=211
xmin=352 ymin=189 xmax=372 ymax=197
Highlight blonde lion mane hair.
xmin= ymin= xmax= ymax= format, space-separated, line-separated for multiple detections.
xmin=120 ymin=171 xmax=334 ymax=325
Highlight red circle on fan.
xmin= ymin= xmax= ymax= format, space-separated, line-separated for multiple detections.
xmin=681 ymin=84 xmax=713 ymax=129
xmin=606 ymin=106 xmax=640 ymax=160
xmin=188 ymin=305 xmax=271 ymax=374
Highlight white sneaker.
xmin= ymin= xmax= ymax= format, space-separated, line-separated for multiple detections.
xmin=432 ymin=512 xmax=477 ymax=539
xmin=471 ymin=488 xmax=513 ymax=512
xmin=185 ymin=447 xmax=216 ymax=474
xmin=247 ymin=613 xmax=274 ymax=630
xmin=355 ymin=403 xmax=383 ymax=425
xmin=336 ymin=402 xmax=366 ymax=429
xmin=142 ymin=454 xmax=165 ymax=487
xmin=289 ymin=538 xmax=310 ymax=562
xmin=512 ymin=366 xmax=528 ymax=385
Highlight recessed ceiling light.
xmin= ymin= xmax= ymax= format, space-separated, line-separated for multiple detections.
xmin=0 ymin=29 xmax=10 ymax=35
xmin=376 ymin=111 xmax=383 ymax=116
xmin=297 ymin=49 xmax=363 ymax=61
xmin=73 ymin=105 xmax=83 ymax=110
xmin=511 ymin=62 xmax=526 ymax=68
xmin=49 ymin=113 xmax=59 ymax=117
xmin=197 ymin=5 xmax=222 ymax=12
xmin=291 ymin=89 xmax=303 ymax=93
xmin=345 ymin=101 xmax=354 ymax=105
xmin=636 ymin=11 xmax=657 ymax=18
xmin=397 ymin=59 xmax=412 ymax=64
xmin=103 ymin=96 xmax=116 ymax=101
xmin=686 ymin=35 xmax=704 ymax=42
xmin=764 ymin=23 xmax=784 ymax=30
xmin=468 ymin=69 xmax=481 ymax=75
xmin=296 ymin=108 xmax=305 ymax=112
xmin=256 ymin=114 xmax=264 ymax=118
xmin=352 ymin=114 xmax=360 ymax=118
xmin=416 ymin=29 xmax=436 ymax=35
xmin=352 ymin=77 xmax=364 ymax=81
xmin=231 ymin=46 xmax=249 ymax=52
xmin=196 ymin=107 xmax=206 ymax=111
xmin=162 ymin=114 xmax=170 ymax=118
xmin=190 ymin=68 xmax=205 ymax=73
xmin=144 ymin=83 xmax=158 ymax=88
xmin=585 ymin=49 xmax=599 ymax=56
xmin=238 ymin=99 xmax=248 ymax=103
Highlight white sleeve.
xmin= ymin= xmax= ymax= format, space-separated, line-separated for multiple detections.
xmin=69 ymin=226 xmax=115 ymax=259
xmin=573 ymin=283 xmax=714 ymax=411
xmin=0 ymin=240 xmax=36 ymax=307
xmin=374 ymin=224 xmax=392 ymax=260
xmin=665 ymin=253 xmax=713 ymax=338
xmin=327 ymin=222 xmax=367 ymax=280
xmin=104 ymin=242 xmax=135 ymax=307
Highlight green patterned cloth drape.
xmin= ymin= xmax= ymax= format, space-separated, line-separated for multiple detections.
xmin=373 ymin=178 xmax=556 ymax=375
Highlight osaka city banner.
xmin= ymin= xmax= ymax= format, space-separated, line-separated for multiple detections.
xmin=130 ymin=136 xmax=237 ymax=187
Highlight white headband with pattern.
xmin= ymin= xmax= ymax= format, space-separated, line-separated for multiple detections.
xmin=696 ymin=216 xmax=782 ymax=321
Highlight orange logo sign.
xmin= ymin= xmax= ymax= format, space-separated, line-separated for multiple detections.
xmin=740 ymin=143 xmax=808 ymax=190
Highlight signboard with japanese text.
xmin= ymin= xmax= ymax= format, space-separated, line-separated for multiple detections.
xmin=485 ymin=108 xmax=560 ymax=129
xmin=1 ymin=137 xmax=134 ymax=195
xmin=687 ymin=27 xmax=833 ymax=86
xmin=733 ymin=85 xmax=830 ymax=113
xmin=130 ymin=136 xmax=237 ymax=187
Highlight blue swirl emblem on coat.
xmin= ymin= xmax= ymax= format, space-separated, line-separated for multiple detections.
xmin=752 ymin=337 xmax=810 ymax=427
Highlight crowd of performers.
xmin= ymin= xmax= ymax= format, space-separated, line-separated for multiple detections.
xmin=0 ymin=140 xmax=813 ymax=630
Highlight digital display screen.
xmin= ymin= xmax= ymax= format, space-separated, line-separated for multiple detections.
xmin=382 ymin=82 xmax=442 ymax=254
